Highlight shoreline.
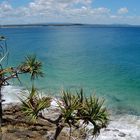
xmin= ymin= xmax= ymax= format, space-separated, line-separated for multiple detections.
xmin=2 ymin=85 xmax=140 ymax=140
xmin=3 ymin=99 xmax=140 ymax=140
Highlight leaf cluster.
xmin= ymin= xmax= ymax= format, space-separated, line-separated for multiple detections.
xmin=20 ymin=55 xmax=44 ymax=80
xmin=20 ymin=86 xmax=51 ymax=123
xmin=58 ymin=89 xmax=109 ymax=136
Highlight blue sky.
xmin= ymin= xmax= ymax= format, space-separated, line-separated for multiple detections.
xmin=0 ymin=0 xmax=140 ymax=25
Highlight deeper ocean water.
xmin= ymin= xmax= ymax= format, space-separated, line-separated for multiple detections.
xmin=1 ymin=25 xmax=140 ymax=115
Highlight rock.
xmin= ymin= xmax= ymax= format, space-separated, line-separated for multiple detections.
xmin=45 ymin=130 xmax=54 ymax=140
xmin=118 ymin=132 xmax=126 ymax=137
xmin=112 ymin=129 xmax=119 ymax=132
xmin=1 ymin=133 xmax=18 ymax=140
xmin=2 ymin=102 xmax=139 ymax=140
xmin=34 ymin=126 xmax=43 ymax=131
xmin=105 ymin=129 xmax=111 ymax=131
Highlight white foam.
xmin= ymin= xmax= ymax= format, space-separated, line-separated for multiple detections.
xmin=50 ymin=98 xmax=59 ymax=107
xmin=86 ymin=114 xmax=140 ymax=140
xmin=1 ymin=85 xmax=23 ymax=103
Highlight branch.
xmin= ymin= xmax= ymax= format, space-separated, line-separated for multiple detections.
xmin=3 ymin=73 xmax=17 ymax=82
xmin=39 ymin=113 xmax=62 ymax=124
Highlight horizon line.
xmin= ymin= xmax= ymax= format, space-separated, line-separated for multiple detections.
xmin=1 ymin=23 xmax=140 ymax=28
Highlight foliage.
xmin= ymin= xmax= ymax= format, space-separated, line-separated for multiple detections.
xmin=78 ymin=94 xmax=108 ymax=136
xmin=0 ymin=35 xmax=45 ymax=130
xmin=51 ymin=89 xmax=109 ymax=140
xmin=20 ymin=88 xmax=109 ymax=140
xmin=20 ymin=55 xmax=44 ymax=81
xmin=20 ymin=85 xmax=51 ymax=123
xmin=58 ymin=90 xmax=81 ymax=127
xmin=19 ymin=55 xmax=46 ymax=123
xmin=0 ymin=35 xmax=109 ymax=139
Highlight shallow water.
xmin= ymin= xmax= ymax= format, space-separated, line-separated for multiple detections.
xmin=0 ymin=25 xmax=140 ymax=114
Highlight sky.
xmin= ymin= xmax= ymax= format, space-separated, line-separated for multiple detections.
xmin=0 ymin=0 xmax=140 ymax=25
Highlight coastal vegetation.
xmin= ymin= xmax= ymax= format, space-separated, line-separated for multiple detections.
xmin=20 ymin=88 xmax=109 ymax=140
xmin=0 ymin=35 xmax=109 ymax=139
xmin=0 ymin=36 xmax=43 ymax=129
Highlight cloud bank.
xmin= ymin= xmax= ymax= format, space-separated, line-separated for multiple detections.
xmin=0 ymin=0 xmax=139 ymax=25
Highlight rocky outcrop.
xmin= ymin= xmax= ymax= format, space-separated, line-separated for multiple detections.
xmin=1 ymin=103 xmax=85 ymax=140
xmin=2 ymin=103 xmax=140 ymax=140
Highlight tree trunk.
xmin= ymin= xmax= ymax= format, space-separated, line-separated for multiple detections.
xmin=0 ymin=86 xmax=2 ymax=131
xmin=51 ymin=124 xmax=64 ymax=140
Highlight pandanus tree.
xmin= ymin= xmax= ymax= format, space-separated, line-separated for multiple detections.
xmin=50 ymin=89 xmax=109 ymax=140
xmin=22 ymin=88 xmax=109 ymax=140
xmin=20 ymin=55 xmax=44 ymax=84
xmin=19 ymin=55 xmax=48 ymax=123
xmin=20 ymin=85 xmax=51 ymax=123
xmin=0 ymin=35 xmax=44 ymax=130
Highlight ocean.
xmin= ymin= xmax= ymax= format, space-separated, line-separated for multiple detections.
xmin=1 ymin=25 xmax=140 ymax=116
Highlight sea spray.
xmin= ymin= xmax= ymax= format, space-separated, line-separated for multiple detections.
xmin=86 ymin=114 xmax=140 ymax=140
xmin=2 ymin=85 xmax=23 ymax=103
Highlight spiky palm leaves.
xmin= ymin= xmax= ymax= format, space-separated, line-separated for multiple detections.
xmin=78 ymin=95 xmax=108 ymax=136
xmin=20 ymin=55 xmax=44 ymax=81
xmin=59 ymin=91 xmax=80 ymax=123
xmin=19 ymin=55 xmax=46 ymax=122
xmin=20 ymin=86 xmax=51 ymax=123
xmin=55 ymin=89 xmax=109 ymax=139
xmin=57 ymin=91 xmax=81 ymax=136
xmin=0 ymin=36 xmax=46 ymax=132
xmin=20 ymin=88 xmax=108 ymax=140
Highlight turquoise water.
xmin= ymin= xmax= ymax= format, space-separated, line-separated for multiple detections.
xmin=1 ymin=26 xmax=140 ymax=114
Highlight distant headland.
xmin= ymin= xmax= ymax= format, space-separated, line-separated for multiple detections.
xmin=0 ymin=23 xmax=140 ymax=28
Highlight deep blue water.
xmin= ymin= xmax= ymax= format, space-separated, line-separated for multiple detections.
xmin=1 ymin=26 xmax=140 ymax=114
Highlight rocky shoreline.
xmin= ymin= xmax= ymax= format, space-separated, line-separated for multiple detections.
xmin=86 ymin=114 xmax=140 ymax=140
xmin=1 ymin=101 xmax=140 ymax=140
xmin=1 ymin=102 xmax=86 ymax=140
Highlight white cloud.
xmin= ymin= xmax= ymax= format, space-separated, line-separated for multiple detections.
xmin=0 ymin=0 xmax=139 ymax=25
xmin=0 ymin=0 xmax=111 ymax=24
xmin=92 ymin=7 xmax=110 ymax=14
xmin=0 ymin=2 xmax=12 ymax=11
xmin=118 ymin=7 xmax=128 ymax=14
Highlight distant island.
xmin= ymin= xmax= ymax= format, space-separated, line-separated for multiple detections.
xmin=0 ymin=23 xmax=140 ymax=28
